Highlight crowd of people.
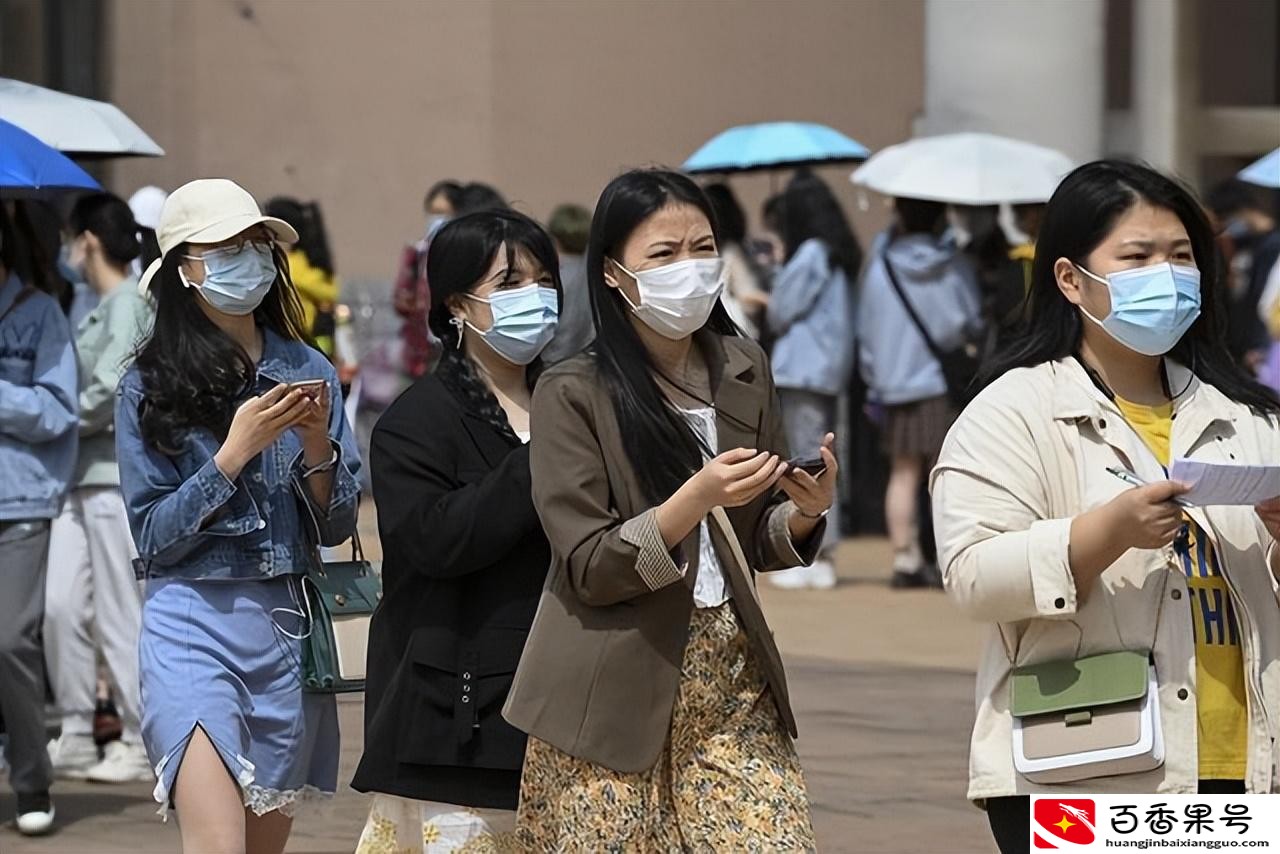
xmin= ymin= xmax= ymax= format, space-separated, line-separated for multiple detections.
xmin=0 ymin=153 xmax=1277 ymax=854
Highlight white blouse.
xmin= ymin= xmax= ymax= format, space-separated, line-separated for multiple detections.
xmin=681 ymin=407 xmax=732 ymax=609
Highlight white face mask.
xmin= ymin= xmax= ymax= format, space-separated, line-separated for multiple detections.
xmin=609 ymin=257 xmax=724 ymax=340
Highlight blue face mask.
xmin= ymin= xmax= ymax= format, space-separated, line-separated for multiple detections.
xmin=181 ymin=242 xmax=278 ymax=316
xmin=456 ymin=283 xmax=559 ymax=365
xmin=57 ymin=241 xmax=84 ymax=285
xmin=1077 ymin=261 xmax=1201 ymax=356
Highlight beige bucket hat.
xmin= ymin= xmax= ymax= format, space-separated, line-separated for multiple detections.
xmin=138 ymin=178 xmax=298 ymax=294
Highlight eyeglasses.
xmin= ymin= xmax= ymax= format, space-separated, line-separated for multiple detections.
xmin=182 ymin=235 xmax=276 ymax=263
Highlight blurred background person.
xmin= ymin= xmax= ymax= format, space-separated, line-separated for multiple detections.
xmin=265 ymin=197 xmax=341 ymax=359
xmin=0 ymin=203 xmax=79 ymax=837
xmin=954 ymin=204 xmax=1024 ymax=358
xmin=542 ymin=202 xmax=594 ymax=363
xmin=392 ymin=179 xmax=464 ymax=385
xmin=1207 ymin=179 xmax=1280 ymax=375
xmin=857 ymin=197 xmax=981 ymax=590
xmin=765 ymin=173 xmax=861 ymax=590
xmin=44 ymin=193 xmax=153 ymax=786
xmin=354 ymin=210 xmax=560 ymax=852
xmin=703 ymin=182 xmax=769 ymax=339
xmin=128 ymin=186 xmax=167 ymax=279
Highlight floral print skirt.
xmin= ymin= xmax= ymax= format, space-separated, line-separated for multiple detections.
xmin=515 ymin=602 xmax=815 ymax=852
xmin=355 ymin=794 xmax=516 ymax=854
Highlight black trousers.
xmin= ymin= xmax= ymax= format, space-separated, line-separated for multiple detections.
xmin=986 ymin=780 xmax=1247 ymax=854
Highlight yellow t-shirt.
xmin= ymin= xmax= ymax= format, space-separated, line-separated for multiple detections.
xmin=1114 ymin=396 xmax=1248 ymax=780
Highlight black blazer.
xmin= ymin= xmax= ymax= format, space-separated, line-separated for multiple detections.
xmin=351 ymin=374 xmax=550 ymax=809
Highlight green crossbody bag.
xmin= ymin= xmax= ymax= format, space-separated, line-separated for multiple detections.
xmin=301 ymin=531 xmax=381 ymax=694
xmin=1009 ymin=574 xmax=1170 ymax=784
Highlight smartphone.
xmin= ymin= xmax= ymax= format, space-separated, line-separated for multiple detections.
xmin=288 ymin=379 xmax=326 ymax=401
xmin=786 ymin=455 xmax=827 ymax=477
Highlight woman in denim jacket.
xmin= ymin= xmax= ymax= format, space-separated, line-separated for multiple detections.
xmin=115 ymin=180 xmax=360 ymax=854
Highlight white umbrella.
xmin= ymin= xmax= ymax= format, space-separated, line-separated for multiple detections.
xmin=0 ymin=78 xmax=163 ymax=157
xmin=851 ymin=132 xmax=1073 ymax=205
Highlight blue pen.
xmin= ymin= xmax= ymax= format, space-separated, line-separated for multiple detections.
xmin=1107 ymin=466 xmax=1194 ymax=509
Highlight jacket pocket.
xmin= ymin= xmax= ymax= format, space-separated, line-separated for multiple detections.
xmin=395 ymin=625 xmax=529 ymax=765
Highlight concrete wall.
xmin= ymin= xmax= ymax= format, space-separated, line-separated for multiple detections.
xmin=105 ymin=0 xmax=925 ymax=284
xmin=920 ymin=0 xmax=1106 ymax=161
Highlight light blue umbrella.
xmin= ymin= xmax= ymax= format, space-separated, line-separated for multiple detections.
xmin=1238 ymin=147 xmax=1280 ymax=189
xmin=0 ymin=117 xmax=100 ymax=193
xmin=683 ymin=121 xmax=870 ymax=175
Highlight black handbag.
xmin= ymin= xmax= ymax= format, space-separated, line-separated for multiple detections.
xmin=881 ymin=251 xmax=982 ymax=408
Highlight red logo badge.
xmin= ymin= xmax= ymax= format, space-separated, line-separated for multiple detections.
xmin=1033 ymin=799 xmax=1097 ymax=848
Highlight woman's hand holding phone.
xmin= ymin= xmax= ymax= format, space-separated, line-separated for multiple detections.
xmin=781 ymin=433 xmax=838 ymax=536
xmin=213 ymin=384 xmax=313 ymax=480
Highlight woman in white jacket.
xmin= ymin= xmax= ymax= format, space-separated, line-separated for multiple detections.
xmin=932 ymin=161 xmax=1280 ymax=854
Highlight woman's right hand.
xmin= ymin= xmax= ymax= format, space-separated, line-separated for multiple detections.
xmin=213 ymin=384 xmax=312 ymax=480
xmin=689 ymin=448 xmax=788 ymax=511
xmin=1105 ymin=480 xmax=1191 ymax=549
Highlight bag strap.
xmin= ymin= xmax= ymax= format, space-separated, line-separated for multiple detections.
xmin=881 ymin=250 xmax=948 ymax=365
xmin=0 ymin=284 xmax=36 ymax=327
xmin=293 ymin=473 xmax=364 ymax=566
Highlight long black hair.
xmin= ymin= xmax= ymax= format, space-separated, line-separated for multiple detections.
xmin=265 ymin=197 xmax=335 ymax=277
xmin=134 ymin=242 xmax=309 ymax=452
xmin=983 ymin=159 xmax=1279 ymax=414
xmin=703 ymin=183 xmax=747 ymax=247
xmin=777 ymin=172 xmax=863 ymax=278
xmin=68 ymin=192 xmax=141 ymax=268
xmin=426 ymin=209 xmax=561 ymax=441
xmin=588 ymin=168 xmax=739 ymax=505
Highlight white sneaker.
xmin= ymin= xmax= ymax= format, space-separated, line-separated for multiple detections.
xmin=16 ymin=801 xmax=55 ymax=836
xmin=85 ymin=740 xmax=153 ymax=784
xmin=807 ymin=559 xmax=837 ymax=590
xmin=768 ymin=565 xmax=812 ymax=589
xmin=48 ymin=733 xmax=99 ymax=780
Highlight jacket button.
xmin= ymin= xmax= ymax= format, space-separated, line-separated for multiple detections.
xmin=1098 ymin=418 xmax=1107 ymax=430
xmin=462 ymin=672 xmax=471 ymax=680
xmin=1177 ymin=688 xmax=1189 ymax=701
xmin=461 ymin=695 xmax=471 ymax=704
xmin=257 ymin=520 xmax=266 ymax=530
xmin=1053 ymin=597 xmax=1066 ymax=609
xmin=1172 ymin=588 xmax=1182 ymax=600
xmin=462 ymin=685 xmax=471 ymax=693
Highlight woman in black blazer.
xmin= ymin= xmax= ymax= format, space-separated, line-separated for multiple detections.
xmin=352 ymin=210 xmax=561 ymax=851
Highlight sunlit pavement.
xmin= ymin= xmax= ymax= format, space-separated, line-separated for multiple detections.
xmin=2 ymin=509 xmax=994 ymax=853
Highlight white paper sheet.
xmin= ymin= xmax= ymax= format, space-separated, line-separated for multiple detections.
xmin=1169 ymin=458 xmax=1280 ymax=506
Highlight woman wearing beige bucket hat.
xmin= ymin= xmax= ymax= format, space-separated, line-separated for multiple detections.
xmin=114 ymin=179 xmax=362 ymax=853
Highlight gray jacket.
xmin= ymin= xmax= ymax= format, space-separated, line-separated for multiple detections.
xmin=766 ymin=239 xmax=856 ymax=396
xmin=73 ymin=277 xmax=153 ymax=487
xmin=857 ymin=231 xmax=981 ymax=405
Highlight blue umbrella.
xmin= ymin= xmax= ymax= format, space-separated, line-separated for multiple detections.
xmin=683 ymin=121 xmax=870 ymax=175
xmin=0 ymin=117 xmax=100 ymax=192
xmin=1238 ymin=147 xmax=1280 ymax=189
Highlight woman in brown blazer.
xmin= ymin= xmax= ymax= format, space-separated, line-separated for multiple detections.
xmin=504 ymin=169 xmax=837 ymax=851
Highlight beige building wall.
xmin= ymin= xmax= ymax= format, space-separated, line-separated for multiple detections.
xmin=104 ymin=0 xmax=925 ymax=284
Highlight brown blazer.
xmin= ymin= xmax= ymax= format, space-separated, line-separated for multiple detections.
xmin=503 ymin=332 xmax=823 ymax=773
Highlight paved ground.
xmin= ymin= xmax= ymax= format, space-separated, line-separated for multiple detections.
xmin=1 ymin=520 xmax=996 ymax=853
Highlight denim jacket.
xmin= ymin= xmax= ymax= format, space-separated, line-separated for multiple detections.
xmin=0 ymin=274 xmax=79 ymax=521
xmin=766 ymin=239 xmax=857 ymax=396
xmin=115 ymin=328 xmax=361 ymax=581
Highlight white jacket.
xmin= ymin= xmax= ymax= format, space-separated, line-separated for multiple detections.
xmin=931 ymin=357 xmax=1280 ymax=800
